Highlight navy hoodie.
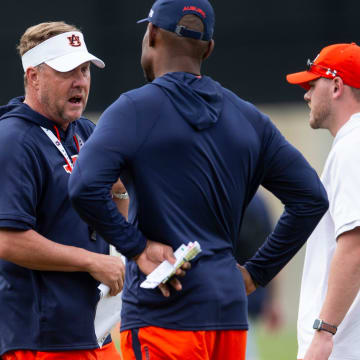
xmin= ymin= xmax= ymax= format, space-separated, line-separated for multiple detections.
xmin=0 ymin=97 xmax=110 ymax=354
xmin=69 ymin=72 xmax=328 ymax=331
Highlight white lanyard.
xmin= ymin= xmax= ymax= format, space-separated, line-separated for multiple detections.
xmin=41 ymin=126 xmax=83 ymax=172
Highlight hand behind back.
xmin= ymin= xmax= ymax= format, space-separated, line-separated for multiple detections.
xmin=135 ymin=240 xmax=191 ymax=297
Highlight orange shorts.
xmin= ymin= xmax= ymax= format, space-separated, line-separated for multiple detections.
xmin=121 ymin=326 xmax=247 ymax=360
xmin=2 ymin=341 xmax=121 ymax=360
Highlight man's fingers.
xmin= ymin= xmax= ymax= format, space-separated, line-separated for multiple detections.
xmin=236 ymin=263 xmax=257 ymax=295
xmin=169 ymin=277 xmax=182 ymax=291
xmin=180 ymin=261 xmax=191 ymax=270
xmin=175 ymin=268 xmax=186 ymax=277
xmin=158 ymin=283 xmax=170 ymax=297
xmin=158 ymin=277 xmax=183 ymax=296
xmin=164 ymin=249 xmax=176 ymax=265
xmin=108 ymin=275 xmax=125 ymax=296
xmin=174 ymin=261 xmax=191 ymax=277
xmin=109 ymin=283 xmax=119 ymax=296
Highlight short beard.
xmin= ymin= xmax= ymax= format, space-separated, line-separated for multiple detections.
xmin=40 ymin=90 xmax=84 ymax=126
xmin=310 ymin=99 xmax=332 ymax=130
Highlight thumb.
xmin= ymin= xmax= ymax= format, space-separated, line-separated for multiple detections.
xmin=164 ymin=246 xmax=176 ymax=265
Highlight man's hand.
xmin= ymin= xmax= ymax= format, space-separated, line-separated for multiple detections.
xmin=87 ymin=254 xmax=125 ymax=296
xmin=236 ymin=264 xmax=257 ymax=295
xmin=304 ymin=331 xmax=333 ymax=360
xmin=135 ymin=240 xmax=191 ymax=297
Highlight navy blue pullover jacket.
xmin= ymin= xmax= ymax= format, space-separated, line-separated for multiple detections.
xmin=69 ymin=72 xmax=328 ymax=330
xmin=0 ymin=97 xmax=110 ymax=354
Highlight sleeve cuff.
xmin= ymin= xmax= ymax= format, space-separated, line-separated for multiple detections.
xmin=120 ymin=233 xmax=147 ymax=259
xmin=336 ymin=220 xmax=360 ymax=239
xmin=244 ymin=262 xmax=267 ymax=287
xmin=0 ymin=217 xmax=34 ymax=230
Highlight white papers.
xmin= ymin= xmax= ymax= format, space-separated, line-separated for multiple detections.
xmin=94 ymin=243 xmax=202 ymax=346
xmin=140 ymin=241 xmax=201 ymax=289
xmin=94 ymin=249 xmax=124 ymax=347
xmin=94 ymin=283 xmax=122 ymax=347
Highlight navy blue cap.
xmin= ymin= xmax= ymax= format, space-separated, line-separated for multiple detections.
xmin=137 ymin=0 xmax=215 ymax=41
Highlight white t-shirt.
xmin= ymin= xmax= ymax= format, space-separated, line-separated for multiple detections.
xmin=297 ymin=113 xmax=360 ymax=360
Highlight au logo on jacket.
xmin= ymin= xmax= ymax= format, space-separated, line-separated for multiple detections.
xmin=64 ymin=155 xmax=78 ymax=174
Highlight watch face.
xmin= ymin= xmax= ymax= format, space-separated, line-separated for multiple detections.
xmin=313 ymin=319 xmax=321 ymax=329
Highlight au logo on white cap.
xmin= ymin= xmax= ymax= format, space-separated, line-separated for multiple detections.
xmin=67 ymin=34 xmax=81 ymax=47
xmin=21 ymin=31 xmax=105 ymax=73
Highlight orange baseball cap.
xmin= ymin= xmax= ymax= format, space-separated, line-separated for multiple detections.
xmin=286 ymin=43 xmax=360 ymax=90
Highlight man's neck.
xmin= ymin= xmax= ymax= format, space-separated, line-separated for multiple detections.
xmin=153 ymin=55 xmax=201 ymax=80
xmin=24 ymin=96 xmax=70 ymax=131
xmin=330 ymin=101 xmax=360 ymax=137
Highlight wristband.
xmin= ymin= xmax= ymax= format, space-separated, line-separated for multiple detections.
xmin=313 ymin=319 xmax=337 ymax=335
xmin=112 ymin=191 xmax=129 ymax=200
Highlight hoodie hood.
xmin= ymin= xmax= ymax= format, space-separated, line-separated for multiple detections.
xmin=0 ymin=96 xmax=55 ymax=129
xmin=0 ymin=96 xmax=25 ymax=118
xmin=152 ymin=72 xmax=223 ymax=130
xmin=0 ymin=96 xmax=78 ymax=135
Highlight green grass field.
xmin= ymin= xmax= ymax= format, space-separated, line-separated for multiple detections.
xmin=255 ymin=324 xmax=297 ymax=360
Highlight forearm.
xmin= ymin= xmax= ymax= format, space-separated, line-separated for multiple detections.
xmin=245 ymin=210 xmax=325 ymax=286
xmin=303 ymin=229 xmax=360 ymax=359
xmin=0 ymin=228 xmax=94 ymax=272
xmin=111 ymin=178 xmax=129 ymax=220
xmin=113 ymin=198 xmax=129 ymax=219
xmin=245 ymin=153 xmax=328 ymax=286
xmin=69 ymin=162 xmax=146 ymax=258
xmin=318 ymin=228 xmax=360 ymax=325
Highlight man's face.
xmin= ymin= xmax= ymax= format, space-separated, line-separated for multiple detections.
xmin=304 ymin=78 xmax=333 ymax=130
xmin=37 ymin=62 xmax=91 ymax=126
xmin=141 ymin=25 xmax=155 ymax=82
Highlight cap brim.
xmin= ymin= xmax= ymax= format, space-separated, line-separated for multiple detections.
xmin=286 ymin=70 xmax=321 ymax=90
xmin=137 ymin=18 xmax=150 ymax=24
xmin=45 ymin=51 xmax=105 ymax=72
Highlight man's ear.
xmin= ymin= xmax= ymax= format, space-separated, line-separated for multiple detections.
xmin=148 ymin=23 xmax=159 ymax=47
xmin=203 ymin=39 xmax=215 ymax=61
xmin=332 ymin=76 xmax=344 ymax=99
xmin=26 ymin=66 xmax=41 ymax=91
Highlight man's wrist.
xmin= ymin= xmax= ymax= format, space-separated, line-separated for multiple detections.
xmin=313 ymin=319 xmax=337 ymax=335
xmin=243 ymin=265 xmax=259 ymax=288
xmin=111 ymin=191 xmax=129 ymax=200
xmin=132 ymin=240 xmax=148 ymax=262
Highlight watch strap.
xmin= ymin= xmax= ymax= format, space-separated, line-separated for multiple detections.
xmin=313 ymin=319 xmax=337 ymax=335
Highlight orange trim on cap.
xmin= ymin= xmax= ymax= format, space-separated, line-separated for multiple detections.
xmin=286 ymin=71 xmax=321 ymax=90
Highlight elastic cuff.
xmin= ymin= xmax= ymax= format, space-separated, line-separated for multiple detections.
xmin=121 ymin=233 xmax=147 ymax=259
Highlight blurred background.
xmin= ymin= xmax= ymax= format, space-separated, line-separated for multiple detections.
xmin=2 ymin=1 xmax=358 ymax=358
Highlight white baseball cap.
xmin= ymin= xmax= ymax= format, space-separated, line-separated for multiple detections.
xmin=21 ymin=31 xmax=105 ymax=72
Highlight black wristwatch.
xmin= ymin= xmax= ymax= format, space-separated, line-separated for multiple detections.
xmin=313 ymin=319 xmax=337 ymax=335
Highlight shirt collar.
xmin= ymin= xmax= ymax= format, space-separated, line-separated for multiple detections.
xmin=333 ymin=112 xmax=360 ymax=146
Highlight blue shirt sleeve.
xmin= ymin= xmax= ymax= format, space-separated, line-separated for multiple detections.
xmin=244 ymin=118 xmax=329 ymax=286
xmin=0 ymin=131 xmax=41 ymax=230
xmin=69 ymin=95 xmax=147 ymax=258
